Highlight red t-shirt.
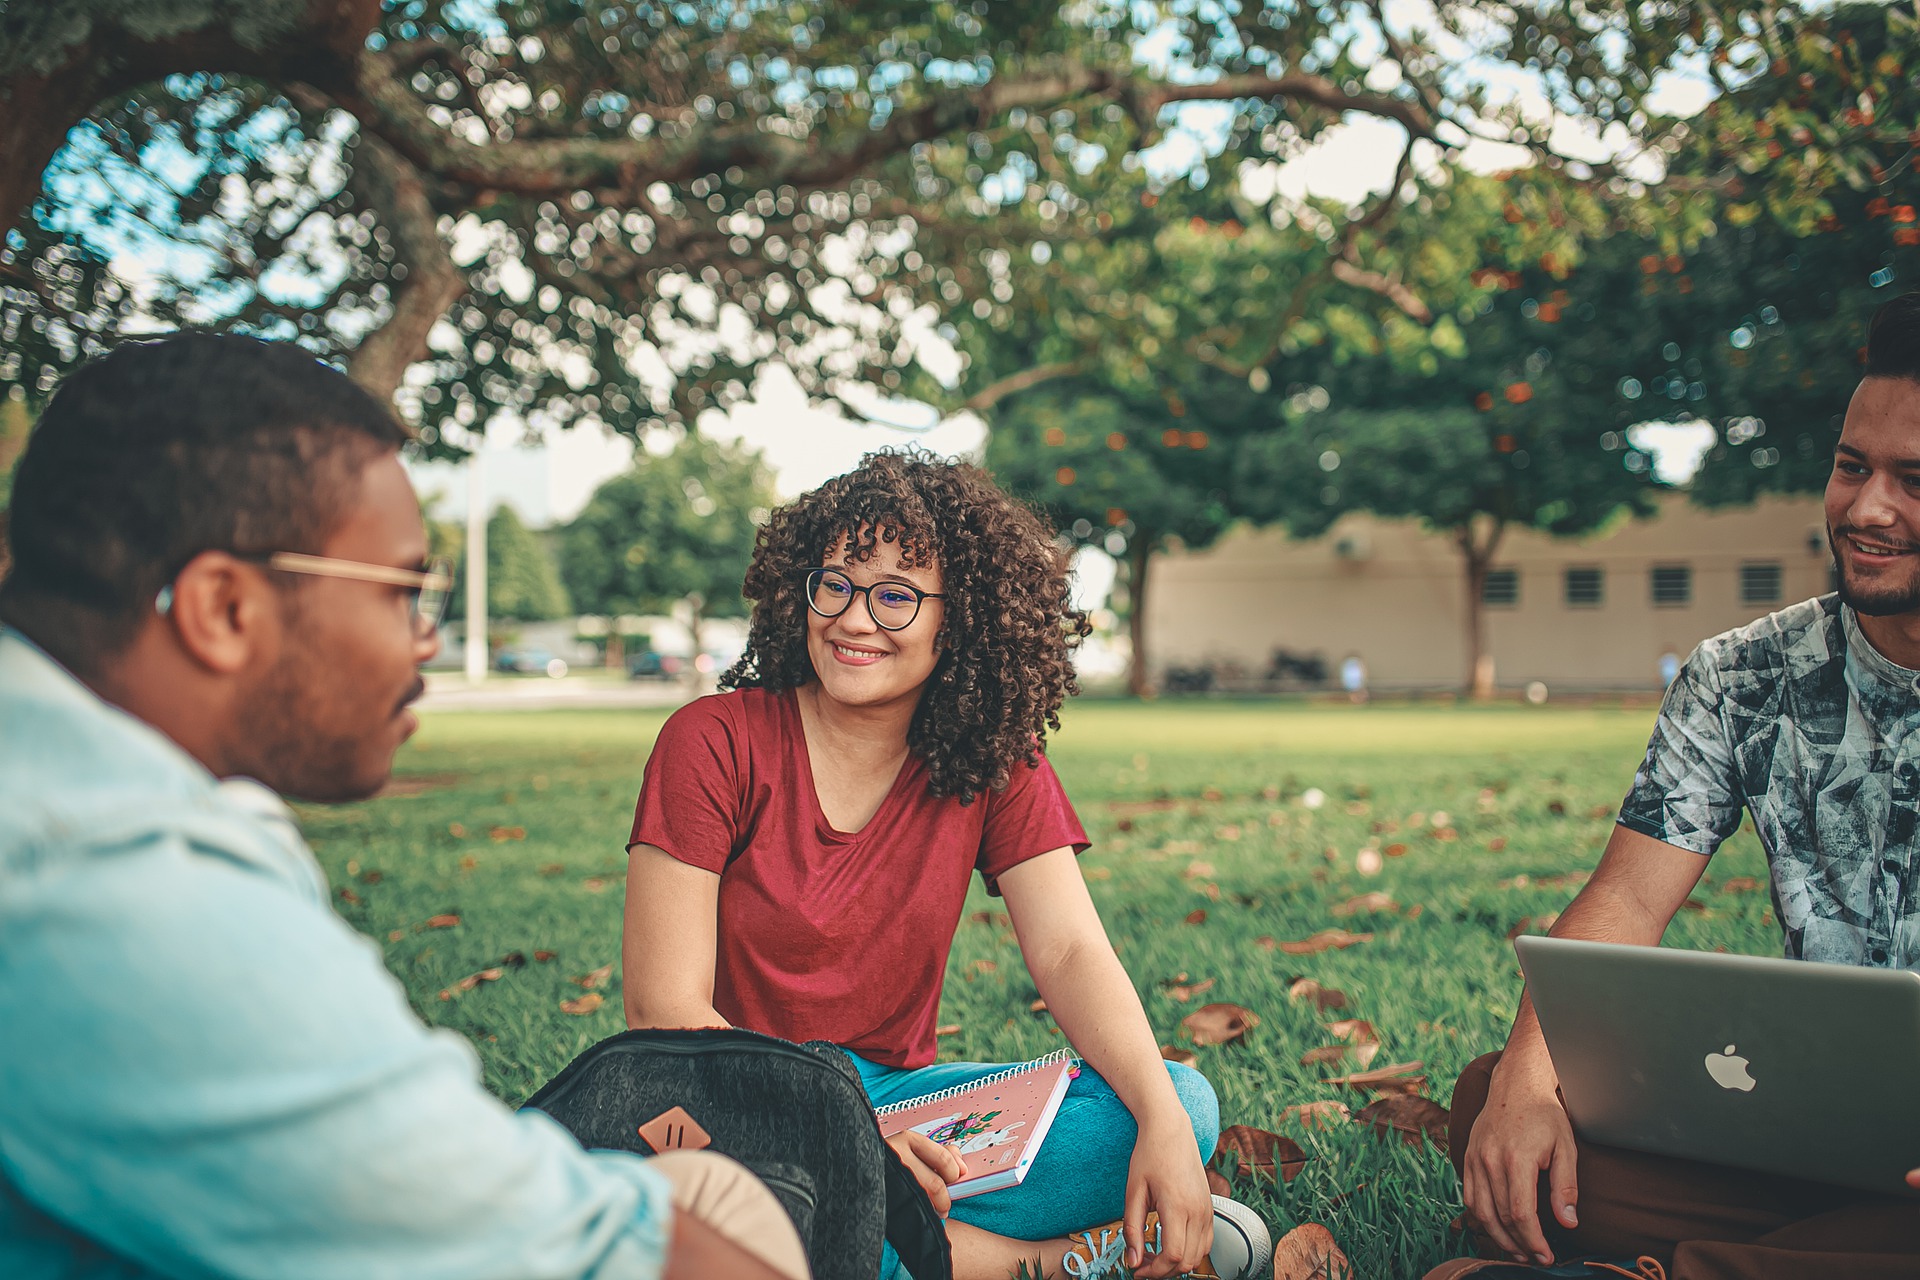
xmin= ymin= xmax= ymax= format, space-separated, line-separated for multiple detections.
xmin=628 ymin=687 xmax=1088 ymax=1068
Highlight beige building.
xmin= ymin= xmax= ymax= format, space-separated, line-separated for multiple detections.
xmin=1145 ymin=493 xmax=1833 ymax=692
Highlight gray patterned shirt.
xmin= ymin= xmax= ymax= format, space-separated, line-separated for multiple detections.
xmin=1619 ymin=594 xmax=1920 ymax=968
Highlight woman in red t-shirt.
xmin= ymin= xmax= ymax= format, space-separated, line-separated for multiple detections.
xmin=623 ymin=452 xmax=1267 ymax=1280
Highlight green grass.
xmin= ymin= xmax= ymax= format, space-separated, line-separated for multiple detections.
xmin=300 ymin=699 xmax=1777 ymax=1278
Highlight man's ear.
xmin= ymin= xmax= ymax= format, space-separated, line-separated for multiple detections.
xmin=163 ymin=552 xmax=281 ymax=675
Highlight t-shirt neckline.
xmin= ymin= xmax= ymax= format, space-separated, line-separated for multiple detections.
xmin=784 ymin=687 xmax=921 ymax=844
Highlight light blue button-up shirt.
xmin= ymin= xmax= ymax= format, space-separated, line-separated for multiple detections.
xmin=0 ymin=627 xmax=675 ymax=1278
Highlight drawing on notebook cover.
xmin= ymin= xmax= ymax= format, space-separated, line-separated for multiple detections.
xmin=874 ymin=1050 xmax=1077 ymax=1195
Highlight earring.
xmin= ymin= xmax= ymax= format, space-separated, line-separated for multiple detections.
xmin=154 ymin=585 xmax=175 ymax=617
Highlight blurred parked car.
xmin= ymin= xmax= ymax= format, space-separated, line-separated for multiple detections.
xmin=627 ymin=649 xmax=684 ymax=680
xmin=496 ymin=647 xmax=569 ymax=678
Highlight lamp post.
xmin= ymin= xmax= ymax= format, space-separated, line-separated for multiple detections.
xmin=464 ymin=440 xmax=487 ymax=683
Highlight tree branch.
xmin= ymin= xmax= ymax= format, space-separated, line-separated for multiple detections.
xmin=1131 ymin=73 xmax=1436 ymax=142
xmin=963 ymin=361 xmax=1085 ymax=412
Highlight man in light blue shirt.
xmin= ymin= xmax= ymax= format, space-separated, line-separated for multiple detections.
xmin=0 ymin=334 xmax=805 ymax=1279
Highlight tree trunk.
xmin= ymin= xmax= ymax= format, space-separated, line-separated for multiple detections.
xmin=1125 ymin=538 xmax=1155 ymax=699
xmin=606 ymin=632 xmax=624 ymax=671
xmin=1455 ymin=515 xmax=1506 ymax=701
xmin=685 ymin=593 xmax=706 ymax=691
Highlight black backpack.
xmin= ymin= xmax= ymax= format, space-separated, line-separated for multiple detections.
xmin=523 ymin=1027 xmax=953 ymax=1280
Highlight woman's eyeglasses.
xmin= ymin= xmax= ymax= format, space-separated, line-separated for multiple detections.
xmin=801 ymin=567 xmax=943 ymax=632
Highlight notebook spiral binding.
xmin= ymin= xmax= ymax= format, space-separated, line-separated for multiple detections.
xmin=873 ymin=1048 xmax=1077 ymax=1117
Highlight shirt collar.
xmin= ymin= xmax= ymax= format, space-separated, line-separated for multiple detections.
xmin=1841 ymin=604 xmax=1920 ymax=699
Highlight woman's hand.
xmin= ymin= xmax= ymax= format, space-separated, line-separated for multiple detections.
xmin=885 ymin=1130 xmax=967 ymax=1218
xmin=1122 ymin=1114 xmax=1214 ymax=1278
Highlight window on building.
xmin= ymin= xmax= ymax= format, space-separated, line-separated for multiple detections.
xmin=1483 ymin=567 xmax=1520 ymax=607
xmin=1741 ymin=561 xmax=1783 ymax=605
xmin=1651 ymin=565 xmax=1693 ymax=607
xmin=1564 ymin=566 xmax=1605 ymax=607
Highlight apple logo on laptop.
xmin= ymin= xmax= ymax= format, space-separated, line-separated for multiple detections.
xmin=1705 ymin=1045 xmax=1757 ymax=1092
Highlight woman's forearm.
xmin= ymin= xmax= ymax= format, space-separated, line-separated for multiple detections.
xmin=1030 ymin=937 xmax=1190 ymax=1130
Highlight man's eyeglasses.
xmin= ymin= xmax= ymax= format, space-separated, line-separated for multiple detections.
xmin=801 ymin=567 xmax=943 ymax=632
xmin=156 ymin=553 xmax=455 ymax=636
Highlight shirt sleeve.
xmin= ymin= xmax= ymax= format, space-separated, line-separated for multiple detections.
xmin=1616 ymin=642 xmax=1745 ymax=856
xmin=976 ymin=754 xmax=1091 ymax=895
xmin=0 ymin=830 xmax=675 ymax=1280
xmin=628 ymin=696 xmax=744 ymax=874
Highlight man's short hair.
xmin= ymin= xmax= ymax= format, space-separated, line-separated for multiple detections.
xmin=0 ymin=333 xmax=409 ymax=672
xmin=1866 ymin=292 xmax=1920 ymax=382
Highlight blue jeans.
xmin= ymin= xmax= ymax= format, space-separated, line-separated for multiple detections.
xmin=844 ymin=1050 xmax=1221 ymax=1280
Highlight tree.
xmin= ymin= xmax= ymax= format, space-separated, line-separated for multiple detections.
xmin=559 ymin=434 xmax=773 ymax=675
xmin=483 ymin=504 xmax=568 ymax=622
xmin=1229 ymin=273 xmax=1664 ymax=699
xmin=985 ymin=380 xmax=1253 ymax=697
xmin=4 ymin=1 xmax=1772 ymax=437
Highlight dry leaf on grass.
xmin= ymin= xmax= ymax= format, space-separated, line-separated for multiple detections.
xmin=1384 ymin=842 xmax=1409 ymax=857
xmin=437 ymin=967 xmax=505 ymax=1001
xmin=583 ymin=877 xmax=612 ymax=893
xmin=424 ymin=914 xmax=461 ymax=929
xmin=1721 ymin=876 xmax=1763 ymax=893
xmin=1300 ymin=1045 xmax=1350 ymax=1067
xmin=1184 ymin=908 xmax=1209 ymax=925
xmin=968 ymin=910 xmax=1012 ymax=927
xmin=1354 ymin=1094 xmax=1452 ymax=1152
xmin=1212 ymin=1124 xmax=1308 ymax=1182
xmin=1506 ymin=912 xmax=1559 ymax=939
xmin=1184 ymin=860 xmax=1217 ymax=880
xmin=1272 ymin=1223 xmax=1352 ymax=1280
xmin=1161 ymin=1044 xmax=1198 ymax=1066
xmin=1328 ymin=1018 xmax=1377 ymax=1043
xmin=1331 ymin=892 xmax=1398 ymax=918
xmin=538 ymin=863 xmax=566 ymax=876
xmin=1206 ymin=1167 xmax=1231 ymax=1196
xmin=533 ymin=949 xmax=558 ymax=962
xmin=488 ymin=825 xmax=526 ymax=841
xmin=1326 ymin=1060 xmax=1427 ymax=1094
xmin=1274 ymin=929 xmax=1373 ymax=955
xmin=1029 ymin=997 xmax=1049 ymax=1015
xmin=1161 ymin=976 xmax=1216 ymax=1002
xmin=935 ymin=1023 xmax=961 ymax=1037
xmin=1180 ymin=1002 xmax=1259 ymax=1047
xmin=1286 ymin=978 xmax=1349 ymax=1012
xmin=1280 ymin=1100 xmax=1351 ymax=1129
xmin=571 ymin=963 xmax=614 ymax=990
xmin=559 ymin=993 xmax=604 ymax=1016
xmin=971 ymin=959 xmax=999 ymax=975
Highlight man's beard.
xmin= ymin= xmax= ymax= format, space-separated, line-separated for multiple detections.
xmin=235 ymin=640 xmax=390 ymax=802
xmin=1830 ymin=527 xmax=1920 ymax=617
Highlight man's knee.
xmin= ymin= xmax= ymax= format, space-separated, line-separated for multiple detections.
xmin=1447 ymin=1051 xmax=1504 ymax=1179
xmin=646 ymin=1150 xmax=810 ymax=1280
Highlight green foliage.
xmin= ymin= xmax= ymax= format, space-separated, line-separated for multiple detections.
xmin=301 ymin=700 xmax=1777 ymax=1278
xmin=559 ymin=435 xmax=774 ymax=621
xmin=484 ymin=505 xmax=569 ymax=622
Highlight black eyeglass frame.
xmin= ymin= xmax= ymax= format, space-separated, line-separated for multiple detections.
xmin=800 ymin=566 xmax=945 ymax=632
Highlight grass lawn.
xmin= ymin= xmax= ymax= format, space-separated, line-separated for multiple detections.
xmin=300 ymin=698 xmax=1778 ymax=1278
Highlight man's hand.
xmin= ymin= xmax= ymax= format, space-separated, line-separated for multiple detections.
xmin=1907 ymin=1167 xmax=1919 ymax=1190
xmin=885 ymin=1130 xmax=966 ymax=1218
xmin=1460 ymin=1066 xmax=1580 ymax=1266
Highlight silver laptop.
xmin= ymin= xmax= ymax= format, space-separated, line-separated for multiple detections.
xmin=1515 ymin=935 xmax=1920 ymax=1197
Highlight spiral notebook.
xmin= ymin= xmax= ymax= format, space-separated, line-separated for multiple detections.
xmin=874 ymin=1049 xmax=1078 ymax=1199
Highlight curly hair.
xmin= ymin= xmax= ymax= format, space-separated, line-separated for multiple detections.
xmin=723 ymin=448 xmax=1090 ymax=802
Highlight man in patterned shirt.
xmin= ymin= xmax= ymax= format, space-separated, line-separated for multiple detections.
xmin=1440 ymin=294 xmax=1920 ymax=1280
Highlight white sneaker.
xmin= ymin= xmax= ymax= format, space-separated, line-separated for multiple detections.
xmin=1058 ymin=1195 xmax=1272 ymax=1278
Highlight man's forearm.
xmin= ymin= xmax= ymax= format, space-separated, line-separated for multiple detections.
xmin=1499 ymin=878 xmax=1676 ymax=1083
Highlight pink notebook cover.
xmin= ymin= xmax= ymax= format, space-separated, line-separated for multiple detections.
xmin=874 ymin=1050 xmax=1077 ymax=1200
